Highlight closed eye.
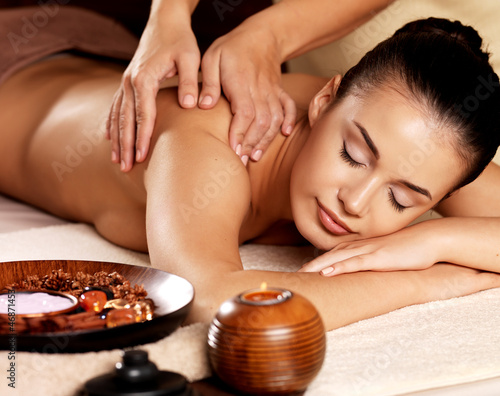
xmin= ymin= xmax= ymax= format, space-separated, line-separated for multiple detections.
xmin=340 ymin=142 xmax=363 ymax=168
xmin=388 ymin=188 xmax=407 ymax=213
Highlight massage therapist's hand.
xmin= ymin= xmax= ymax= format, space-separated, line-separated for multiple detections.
xmin=106 ymin=5 xmax=200 ymax=172
xmin=199 ymin=22 xmax=297 ymax=164
xmin=299 ymin=223 xmax=440 ymax=276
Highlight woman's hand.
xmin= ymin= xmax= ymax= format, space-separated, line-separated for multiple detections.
xmin=199 ymin=23 xmax=296 ymax=164
xmin=106 ymin=9 xmax=200 ymax=172
xmin=299 ymin=223 xmax=440 ymax=276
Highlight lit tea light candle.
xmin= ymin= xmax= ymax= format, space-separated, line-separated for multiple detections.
xmin=239 ymin=282 xmax=292 ymax=305
xmin=208 ymin=282 xmax=326 ymax=395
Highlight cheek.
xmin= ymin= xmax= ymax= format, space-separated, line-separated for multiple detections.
xmin=293 ymin=133 xmax=343 ymax=189
xmin=363 ymin=210 xmax=406 ymax=237
xmin=361 ymin=204 xmax=432 ymax=239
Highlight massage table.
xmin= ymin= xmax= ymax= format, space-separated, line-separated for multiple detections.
xmin=1 ymin=192 xmax=499 ymax=395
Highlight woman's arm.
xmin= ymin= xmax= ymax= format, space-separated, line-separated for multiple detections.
xmin=432 ymin=162 xmax=500 ymax=272
xmin=143 ymin=94 xmax=500 ymax=329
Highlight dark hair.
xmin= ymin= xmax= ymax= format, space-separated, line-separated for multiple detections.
xmin=335 ymin=17 xmax=500 ymax=192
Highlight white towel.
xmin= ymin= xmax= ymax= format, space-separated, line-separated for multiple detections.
xmin=0 ymin=223 xmax=499 ymax=396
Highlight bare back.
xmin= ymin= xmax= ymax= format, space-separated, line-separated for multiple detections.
xmin=0 ymin=55 xmax=326 ymax=251
xmin=0 ymin=56 xmax=151 ymax=250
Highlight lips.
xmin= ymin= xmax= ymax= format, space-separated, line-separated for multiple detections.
xmin=317 ymin=200 xmax=352 ymax=236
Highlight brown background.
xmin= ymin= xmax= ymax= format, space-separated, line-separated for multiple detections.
xmin=0 ymin=0 xmax=273 ymax=54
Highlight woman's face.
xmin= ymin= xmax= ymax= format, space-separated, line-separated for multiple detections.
xmin=290 ymin=78 xmax=464 ymax=250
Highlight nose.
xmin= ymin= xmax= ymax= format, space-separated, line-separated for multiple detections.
xmin=337 ymin=176 xmax=379 ymax=217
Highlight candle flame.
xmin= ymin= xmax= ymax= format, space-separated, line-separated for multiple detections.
xmin=260 ymin=282 xmax=267 ymax=291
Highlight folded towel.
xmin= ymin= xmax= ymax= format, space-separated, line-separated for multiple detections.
xmin=1 ymin=223 xmax=499 ymax=396
xmin=0 ymin=6 xmax=138 ymax=86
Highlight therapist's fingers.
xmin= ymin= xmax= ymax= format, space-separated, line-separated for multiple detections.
xmin=132 ymin=72 xmax=160 ymax=163
xmin=176 ymin=51 xmax=201 ymax=109
xmin=118 ymin=78 xmax=137 ymax=172
xmin=246 ymin=90 xmax=297 ymax=161
xmin=199 ymin=49 xmax=223 ymax=109
xmin=107 ymin=89 xmax=124 ymax=164
xmin=242 ymin=95 xmax=283 ymax=162
xmin=280 ymin=90 xmax=297 ymax=137
xmin=227 ymin=92 xmax=257 ymax=162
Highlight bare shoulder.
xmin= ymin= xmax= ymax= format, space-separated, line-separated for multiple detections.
xmin=143 ymin=85 xmax=250 ymax=213
xmin=151 ymin=73 xmax=327 ymax=142
xmin=437 ymin=162 xmax=500 ymax=217
xmin=152 ymin=86 xmax=233 ymax=146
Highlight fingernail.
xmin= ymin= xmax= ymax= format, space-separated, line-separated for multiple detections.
xmin=199 ymin=95 xmax=213 ymax=106
xmin=321 ymin=267 xmax=334 ymax=276
xmin=111 ymin=151 xmax=118 ymax=163
xmin=285 ymin=125 xmax=293 ymax=135
xmin=120 ymin=160 xmax=127 ymax=172
xmin=241 ymin=155 xmax=249 ymax=166
xmin=183 ymin=94 xmax=195 ymax=107
xmin=235 ymin=144 xmax=242 ymax=156
xmin=251 ymin=149 xmax=262 ymax=162
xmin=136 ymin=149 xmax=142 ymax=162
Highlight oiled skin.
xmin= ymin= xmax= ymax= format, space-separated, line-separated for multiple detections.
xmin=0 ymin=56 xmax=499 ymax=329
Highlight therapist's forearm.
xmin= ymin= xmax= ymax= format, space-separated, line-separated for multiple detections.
xmin=242 ymin=0 xmax=395 ymax=61
xmin=150 ymin=0 xmax=200 ymax=21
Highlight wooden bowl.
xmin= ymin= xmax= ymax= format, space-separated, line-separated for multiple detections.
xmin=207 ymin=287 xmax=326 ymax=395
xmin=0 ymin=260 xmax=194 ymax=353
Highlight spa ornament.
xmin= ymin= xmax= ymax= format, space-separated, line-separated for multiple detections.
xmin=207 ymin=283 xmax=326 ymax=395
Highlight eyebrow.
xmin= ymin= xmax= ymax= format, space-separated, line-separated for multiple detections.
xmin=398 ymin=180 xmax=432 ymax=200
xmin=352 ymin=120 xmax=432 ymax=201
xmin=353 ymin=121 xmax=380 ymax=160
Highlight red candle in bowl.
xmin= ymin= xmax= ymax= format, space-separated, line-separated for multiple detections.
xmin=208 ymin=283 xmax=326 ymax=395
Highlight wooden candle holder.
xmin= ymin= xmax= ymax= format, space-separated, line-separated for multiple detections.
xmin=207 ymin=287 xmax=326 ymax=395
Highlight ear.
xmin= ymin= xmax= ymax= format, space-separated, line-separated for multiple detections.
xmin=308 ymin=75 xmax=343 ymax=127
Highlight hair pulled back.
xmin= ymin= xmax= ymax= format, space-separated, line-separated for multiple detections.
xmin=336 ymin=17 xmax=500 ymax=191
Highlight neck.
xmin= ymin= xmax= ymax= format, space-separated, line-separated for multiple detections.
xmin=247 ymin=114 xmax=311 ymax=223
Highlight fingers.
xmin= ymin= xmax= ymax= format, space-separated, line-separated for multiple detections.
xmin=107 ymin=70 xmax=161 ymax=171
xmin=133 ymin=75 xmax=160 ymax=164
xmin=281 ymin=91 xmax=297 ymax=136
xmin=298 ymin=242 xmax=391 ymax=277
xmin=298 ymin=248 xmax=359 ymax=274
xmin=227 ymin=88 xmax=296 ymax=165
xmin=106 ymin=76 xmax=136 ymax=172
xmin=244 ymin=95 xmax=284 ymax=161
xmin=177 ymin=52 xmax=201 ymax=109
xmin=318 ymin=256 xmax=370 ymax=277
xmin=243 ymin=91 xmax=297 ymax=161
xmin=199 ymin=50 xmax=222 ymax=110
xmin=107 ymin=89 xmax=123 ymax=164
xmin=118 ymin=78 xmax=137 ymax=172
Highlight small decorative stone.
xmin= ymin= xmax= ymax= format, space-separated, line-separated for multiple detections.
xmin=79 ymin=290 xmax=108 ymax=313
xmin=106 ymin=308 xmax=138 ymax=328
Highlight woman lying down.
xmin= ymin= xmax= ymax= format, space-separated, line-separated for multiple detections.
xmin=1 ymin=10 xmax=500 ymax=330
